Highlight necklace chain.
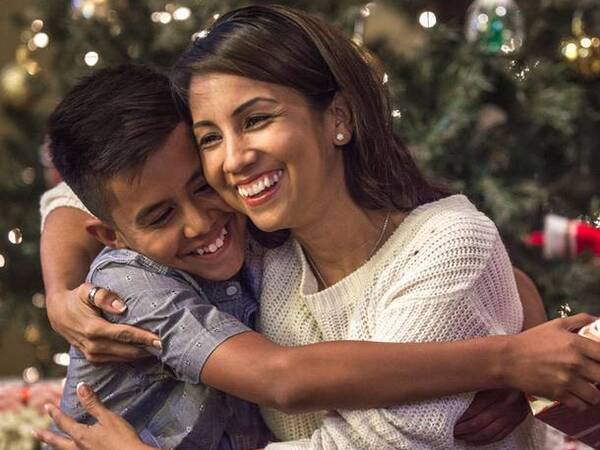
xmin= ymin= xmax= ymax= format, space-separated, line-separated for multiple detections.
xmin=305 ymin=211 xmax=391 ymax=289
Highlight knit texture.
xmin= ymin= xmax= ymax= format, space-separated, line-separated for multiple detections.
xmin=39 ymin=181 xmax=93 ymax=231
xmin=260 ymin=195 xmax=543 ymax=449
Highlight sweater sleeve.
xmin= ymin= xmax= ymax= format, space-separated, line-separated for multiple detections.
xmin=39 ymin=181 xmax=93 ymax=231
xmin=270 ymin=212 xmax=531 ymax=450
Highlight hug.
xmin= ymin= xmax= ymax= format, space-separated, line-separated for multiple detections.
xmin=35 ymin=5 xmax=600 ymax=450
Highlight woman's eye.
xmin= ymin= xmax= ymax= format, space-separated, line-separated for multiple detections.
xmin=150 ymin=209 xmax=173 ymax=227
xmin=198 ymin=133 xmax=221 ymax=149
xmin=245 ymin=114 xmax=272 ymax=129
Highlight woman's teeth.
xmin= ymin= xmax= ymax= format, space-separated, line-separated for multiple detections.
xmin=237 ymin=170 xmax=282 ymax=198
xmin=194 ymin=227 xmax=228 ymax=256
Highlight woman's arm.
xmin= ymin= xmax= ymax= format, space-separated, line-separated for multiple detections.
xmin=201 ymin=314 xmax=600 ymax=413
xmin=514 ymin=267 xmax=547 ymax=329
xmin=41 ymin=206 xmax=159 ymax=361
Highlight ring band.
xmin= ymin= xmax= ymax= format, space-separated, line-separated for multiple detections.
xmin=87 ymin=286 xmax=101 ymax=308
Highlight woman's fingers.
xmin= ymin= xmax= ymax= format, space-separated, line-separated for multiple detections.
xmin=77 ymin=283 xmax=126 ymax=314
xmin=81 ymin=336 xmax=155 ymax=362
xmin=33 ymin=428 xmax=77 ymax=450
xmin=106 ymin=323 xmax=161 ymax=350
xmin=567 ymin=380 xmax=600 ymax=410
xmin=560 ymin=313 xmax=597 ymax=331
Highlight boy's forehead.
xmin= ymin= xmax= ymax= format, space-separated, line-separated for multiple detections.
xmin=107 ymin=123 xmax=205 ymax=223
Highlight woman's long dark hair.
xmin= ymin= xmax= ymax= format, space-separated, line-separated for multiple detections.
xmin=172 ymin=5 xmax=447 ymax=215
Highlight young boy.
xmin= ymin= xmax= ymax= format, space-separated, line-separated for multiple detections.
xmin=45 ymin=64 xmax=271 ymax=449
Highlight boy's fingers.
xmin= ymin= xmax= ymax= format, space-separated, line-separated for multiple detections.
xmin=33 ymin=428 xmax=77 ymax=450
xmin=46 ymin=404 xmax=83 ymax=437
xmin=76 ymin=383 xmax=106 ymax=421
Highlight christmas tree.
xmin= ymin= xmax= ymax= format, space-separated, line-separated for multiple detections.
xmin=0 ymin=0 xmax=598 ymax=379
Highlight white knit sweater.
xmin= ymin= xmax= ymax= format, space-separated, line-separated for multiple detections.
xmin=259 ymin=195 xmax=542 ymax=450
xmin=40 ymin=186 xmax=542 ymax=449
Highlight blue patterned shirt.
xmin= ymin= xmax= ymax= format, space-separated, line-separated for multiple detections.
xmin=54 ymin=243 xmax=272 ymax=450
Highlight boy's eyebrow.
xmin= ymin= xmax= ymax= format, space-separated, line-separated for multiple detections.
xmin=192 ymin=97 xmax=278 ymax=129
xmin=134 ymin=168 xmax=205 ymax=225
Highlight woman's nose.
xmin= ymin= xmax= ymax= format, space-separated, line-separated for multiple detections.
xmin=222 ymin=136 xmax=258 ymax=174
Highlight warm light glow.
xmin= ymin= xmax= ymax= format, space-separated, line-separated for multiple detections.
xmin=418 ymin=11 xmax=437 ymax=29
xmin=495 ymin=6 xmax=507 ymax=17
xmin=159 ymin=12 xmax=172 ymax=24
xmin=581 ymin=37 xmax=592 ymax=49
xmin=23 ymin=367 xmax=40 ymax=384
xmin=173 ymin=7 xmax=191 ymax=21
xmin=0 ymin=254 xmax=5 ymax=268
xmin=84 ymin=51 xmax=99 ymax=66
xmin=382 ymin=73 xmax=389 ymax=84
xmin=564 ymin=42 xmax=578 ymax=60
xmin=33 ymin=32 xmax=49 ymax=48
xmin=32 ymin=293 xmax=45 ymax=308
xmin=392 ymin=109 xmax=402 ymax=118
xmin=31 ymin=19 xmax=44 ymax=32
xmin=8 ymin=228 xmax=23 ymax=245
xmin=53 ymin=353 xmax=71 ymax=366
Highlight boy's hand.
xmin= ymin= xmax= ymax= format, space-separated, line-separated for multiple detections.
xmin=454 ymin=389 xmax=530 ymax=444
xmin=47 ymin=283 xmax=160 ymax=363
xmin=34 ymin=383 xmax=154 ymax=450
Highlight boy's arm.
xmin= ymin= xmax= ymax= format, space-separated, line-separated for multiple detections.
xmin=513 ymin=267 xmax=547 ymax=329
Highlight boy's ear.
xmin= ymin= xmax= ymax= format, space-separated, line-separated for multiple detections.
xmin=85 ymin=218 xmax=126 ymax=249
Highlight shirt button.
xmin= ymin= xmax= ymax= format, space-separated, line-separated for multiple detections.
xmin=226 ymin=285 xmax=238 ymax=296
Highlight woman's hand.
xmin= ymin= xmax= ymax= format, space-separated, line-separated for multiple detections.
xmin=47 ymin=283 xmax=160 ymax=363
xmin=454 ymin=389 xmax=529 ymax=445
xmin=34 ymin=383 xmax=154 ymax=450
xmin=503 ymin=313 xmax=600 ymax=410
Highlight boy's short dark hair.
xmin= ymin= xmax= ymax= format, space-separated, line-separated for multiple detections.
xmin=47 ymin=64 xmax=189 ymax=223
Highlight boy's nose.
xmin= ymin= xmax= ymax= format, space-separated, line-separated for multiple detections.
xmin=183 ymin=209 xmax=212 ymax=240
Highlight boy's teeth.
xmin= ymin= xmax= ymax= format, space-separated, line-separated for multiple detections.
xmin=193 ymin=226 xmax=228 ymax=256
xmin=237 ymin=170 xmax=283 ymax=198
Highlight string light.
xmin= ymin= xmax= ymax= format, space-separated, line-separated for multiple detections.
xmin=173 ymin=7 xmax=191 ymax=21
xmin=8 ymin=228 xmax=23 ymax=245
xmin=31 ymin=19 xmax=44 ymax=32
xmin=32 ymin=293 xmax=46 ymax=308
xmin=53 ymin=353 xmax=71 ymax=366
xmin=32 ymin=32 xmax=49 ymax=49
xmin=84 ymin=51 xmax=99 ymax=66
xmin=418 ymin=11 xmax=437 ymax=29
xmin=392 ymin=109 xmax=402 ymax=119
xmin=0 ymin=254 xmax=5 ymax=268
xmin=22 ymin=366 xmax=40 ymax=384
xmin=383 ymin=73 xmax=389 ymax=84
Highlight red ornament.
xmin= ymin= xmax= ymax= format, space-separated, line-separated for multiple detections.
xmin=523 ymin=214 xmax=600 ymax=259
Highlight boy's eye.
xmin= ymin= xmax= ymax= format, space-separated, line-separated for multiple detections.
xmin=197 ymin=133 xmax=221 ymax=150
xmin=150 ymin=208 xmax=173 ymax=227
xmin=194 ymin=183 xmax=214 ymax=195
xmin=244 ymin=114 xmax=272 ymax=129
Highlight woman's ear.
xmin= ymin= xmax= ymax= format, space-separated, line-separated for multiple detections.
xmin=85 ymin=218 xmax=127 ymax=249
xmin=329 ymin=91 xmax=353 ymax=146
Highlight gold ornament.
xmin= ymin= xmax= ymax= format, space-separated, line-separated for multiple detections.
xmin=560 ymin=4 xmax=600 ymax=79
xmin=0 ymin=63 xmax=35 ymax=107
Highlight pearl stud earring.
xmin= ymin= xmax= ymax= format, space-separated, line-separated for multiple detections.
xmin=336 ymin=133 xmax=344 ymax=141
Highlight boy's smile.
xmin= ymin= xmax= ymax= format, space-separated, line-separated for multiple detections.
xmin=98 ymin=122 xmax=247 ymax=281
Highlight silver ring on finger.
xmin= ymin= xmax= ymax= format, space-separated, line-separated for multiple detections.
xmin=87 ymin=286 xmax=101 ymax=308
